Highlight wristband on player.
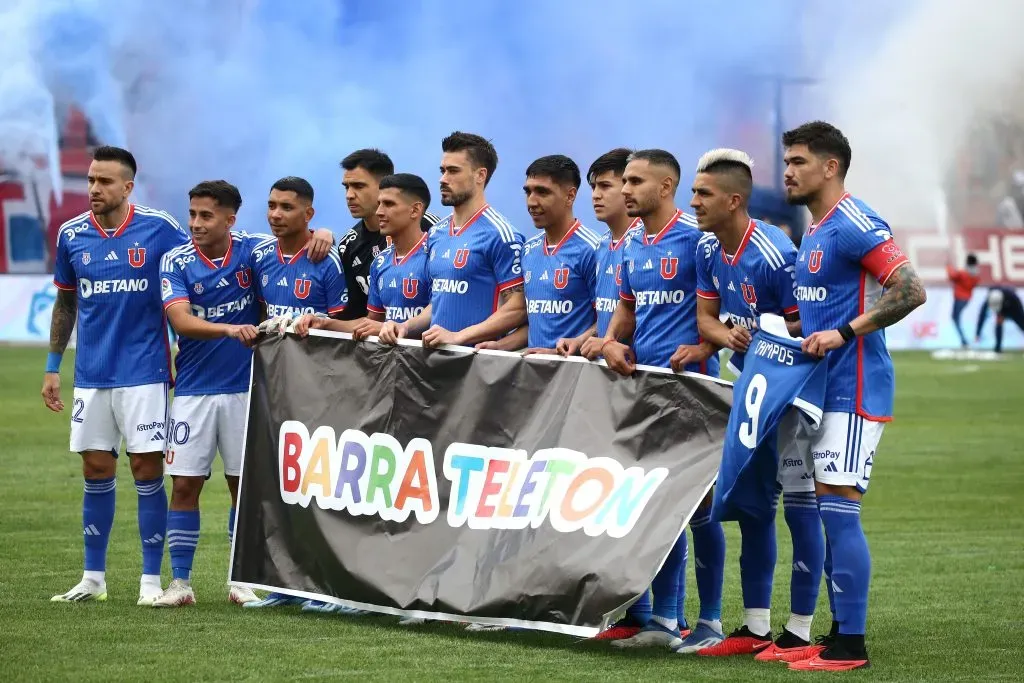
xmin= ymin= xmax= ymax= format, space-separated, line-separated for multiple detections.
xmin=601 ymin=338 xmax=617 ymax=352
xmin=45 ymin=352 xmax=63 ymax=373
xmin=838 ymin=323 xmax=856 ymax=343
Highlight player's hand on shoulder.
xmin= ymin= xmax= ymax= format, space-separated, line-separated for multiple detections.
xmin=801 ymin=329 xmax=844 ymax=358
xmin=352 ymin=318 xmax=383 ymax=341
xmin=602 ymin=341 xmax=636 ymax=376
xmin=308 ymin=229 xmax=335 ymax=263
xmin=726 ymin=326 xmax=753 ymax=353
xmin=41 ymin=373 xmax=63 ymax=412
xmin=378 ymin=321 xmax=406 ymax=345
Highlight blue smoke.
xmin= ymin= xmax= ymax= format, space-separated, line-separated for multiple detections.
xmin=0 ymin=0 xmax=911 ymax=235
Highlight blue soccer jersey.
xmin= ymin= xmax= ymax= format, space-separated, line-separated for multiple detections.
xmin=695 ymin=219 xmax=799 ymax=373
xmin=712 ymin=331 xmax=827 ymax=522
xmin=794 ymin=193 xmax=908 ymax=420
xmin=249 ymin=234 xmax=348 ymax=318
xmin=594 ymin=217 xmax=641 ymax=338
xmin=52 ymin=204 xmax=189 ymax=388
xmin=522 ymin=220 xmax=601 ymax=348
xmin=160 ymin=231 xmax=264 ymax=396
xmin=367 ymin=233 xmax=432 ymax=323
xmin=618 ymin=210 xmax=719 ymax=376
xmin=425 ymin=204 xmax=524 ymax=333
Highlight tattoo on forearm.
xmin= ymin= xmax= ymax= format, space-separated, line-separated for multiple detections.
xmin=500 ymin=284 xmax=524 ymax=303
xmin=49 ymin=290 xmax=77 ymax=354
xmin=867 ymin=263 xmax=926 ymax=329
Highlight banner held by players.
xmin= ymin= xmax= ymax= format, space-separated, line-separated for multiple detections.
xmin=230 ymin=331 xmax=732 ymax=636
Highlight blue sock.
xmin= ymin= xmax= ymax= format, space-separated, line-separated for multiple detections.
xmin=784 ymin=492 xmax=825 ymax=616
xmin=676 ymin=541 xmax=689 ymax=628
xmin=818 ymin=495 xmax=870 ymax=635
xmin=738 ymin=513 xmax=776 ymax=609
xmin=83 ymin=477 xmax=117 ymax=572
xmin=135 ymin=477 xmax=168 ymax=576
xmin=166 ymin=509 xmax=200 ymax=581
xmin=651 ymin=533 xmax=687 ymax=624
xmin=228 ymin=507 xmax=236 ymax=545
xmin=824 ymin=538 xmax=836 ymax=617
xmin=626 ymin=589 xmax=652 ymax=624
xmin=690 ymin=509 xmax=725 ymax=623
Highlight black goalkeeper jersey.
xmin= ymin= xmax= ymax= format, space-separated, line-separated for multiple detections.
xmin=335 ymin=212 xmax=441 ymax=320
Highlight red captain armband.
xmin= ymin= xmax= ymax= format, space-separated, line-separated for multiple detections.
xmin=861 ymin=241 xmax=909 ymax=286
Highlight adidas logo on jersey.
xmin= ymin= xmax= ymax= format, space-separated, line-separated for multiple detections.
xmin=728 ymin=281 xmax=736 ymax=291
xmin=643 ymin=259 xmax=653 ymax=270
xmin=605 ymin=265 xmax=614 ymax=275
xmin=389 ymin=278 xmax=397 ymax=288
xmin=540 ymin=271 xmax=549 ymax=281
xmin=443 ymin=249 xmax=451 ymax=258
xmin=277 ymin=277 xmax=288 ymax=287
xmin=352 ymin=257 xmax=362 ymax=267
xmin=217 ymin=278 xmax=230 ymax=288
xmin=104 ymin=251 xmax=118 ymax=261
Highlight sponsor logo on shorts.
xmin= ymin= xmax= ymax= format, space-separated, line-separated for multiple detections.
xmin=811 ymin=449 xmax=840 ymax=461
xmin=137 ymin=421 xmax=164 ymax=432
xmin=781 ymin=458 xmax=803 ymax=467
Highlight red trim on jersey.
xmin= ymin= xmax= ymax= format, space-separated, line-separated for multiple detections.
xmin=162 ymin=311 xmax=175 ymax=390
xmin=195 ymin=237 xmax=233 ymax=270
xmin=496 ymin=276 xmax=524 ymax=293
xmin=783 ymin=304 xmax=800 ymax=315
xmin=53 ymin=280 xmax=75 ymax=291
xmin=619 ymin=292 xmax=636 ymax=302
xmin=696 ymin=289 xmax=720 ymax=300
xmin=163 ymin=296 xmax=190 ymax=310
xmin=643 ymin=210 xmax=683 ymax=246
xmin=721 ymin=219 xmax=756 ymax=266
xmin=861 ymin=241 xmax=908 ymax=286
xmin=366 ymin=303 xmax=386 ymax=314
xmin=544 ymin=220 xmax=581 ymax=256
xmin=804 ymin=192 xmax=850 ymax=237
xmin=90 ymin=204 xmax=135 ymax=238
xmin=854 ymin=271 xmax=893 ymax=423
xmin=277 ymin=242 xmax=310 ymax=264
xmin=327 ymin=304 xmax=347 ymax=315
xmin=394 ymin=232 xmax=428 ymax=266
xmin=450 ymin=204 xmax=490 ymax=237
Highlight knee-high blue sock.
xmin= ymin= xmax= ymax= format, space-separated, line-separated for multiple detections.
xmin=824 ymin=538 xmax=836 ymax=618
xmin=166 ymin=509 xmax=200 ymax=581
xmin=626 ymin=588 xmax=652 ymax=624
xmin=738 ymin=513 xmax=776 ymax=610
xmin=228 ymin=507 xmax=236 ymax=546
xmin=651 ymin=533 xmax=687 ymax=627
xmin=83 ymin=477 xmax=116 ymax=573
xmin=690 ymin=509 xmax=725 ymax=623
xmin=135 ymin=477 xmax=167 ymax=577
xmin=676 ymin=540 xmax=689 ymax=628
xmin=784 ymin=492 xmax=825 ymax=616
xmin=818 ymin=495 xmax=870 ymax=635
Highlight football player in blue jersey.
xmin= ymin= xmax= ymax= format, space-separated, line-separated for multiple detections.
xmin=688 ymin=150 xmax=826 ymax=660
xmin=601 ymin=150 xmax=726 ymax=653
xmin=513 ymin=155 xmax=601 ymax=353
xmin=378 ymin=132 xmax=525 ymax=349
xmin=781 ymin=122 xmax=926 ymax=671
xmin=43 ymin=146 xmax=189 ymax=605
xmin=295 ymin=173 xmax=433 ymax=340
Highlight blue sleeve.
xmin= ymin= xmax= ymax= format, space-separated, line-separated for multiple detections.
xmin=695 ymin=237 xmax=718 ymax=297
xmin=490 ymin=229 xmax=525 ymax=289
xmin=324 ymin=251 xmax=349 ymax=316
xmin=835 ymin=212 xmax=893 ymax=262
xmin=160 ymin=258 xmax=190 ymax=309
xmin=772 ymin=239 xmax=799 ymax=314
xmin=366 ymin=256 xmax=384 ymax=314
xmin=619 ymin=250 xmax=635 ymax=301
xmin=583 ymin=244 xmax=598 ymax=301
xmin=53 ymin=230 xmax=76 ymax=291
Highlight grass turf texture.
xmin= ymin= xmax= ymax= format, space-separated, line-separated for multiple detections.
xmin=1 ymin=347 xmax=1021 ymax=682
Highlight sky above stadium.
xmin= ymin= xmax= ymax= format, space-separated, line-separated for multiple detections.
xmin=2 ymin=0 xmax=1021 ymax=231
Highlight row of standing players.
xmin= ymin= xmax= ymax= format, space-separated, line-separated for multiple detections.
xmin=42 ymin=122 xmax=926 ymax=673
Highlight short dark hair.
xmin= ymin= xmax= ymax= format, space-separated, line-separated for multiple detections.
xmin=587 ymin=148 xmax=632 ymax=186
xmin=966 ymin=253 xmax=979 ymax=267
xmin=188 ymin=180 xmax=242 ymax=212
xmin=378 ymin=173 xmax=431 ymax=209
xmin=782 ymin=121 xmax=852 ymax=179
xmin=340 ymin=148 xmax=395 ymax=178
xmin=92 ymin=145 xmax=137 ymax=178
xmin=271 ymin=176 xmax=314 ymax=202
xmin=526 ymin=154 xmax=581 ymax=189
xmin=441 ymin=131 xmax=498 ymax=185
xmin=628 ymin=149 xmax=681 ymax=180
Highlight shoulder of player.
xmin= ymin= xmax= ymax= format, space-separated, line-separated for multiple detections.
xmin=748 ymin=222 xmax=791 ymax=270
xmin=676 ymin=211 xmax=699 ymax=229
xmin=421 ymin=211 xmax=442 ymax=228
xmin=481 ymin=206 xmax=521 ymax=243
xmin=428 ymin=216 xmax=452 ymax=238
xmin=523 ymin=233 xmax=545 ymax=250
xmin=696 ymin=232 xmax=720 ymax=258
xmin=574 ymin=223 xmax=603 ymax=250
xmin=834 ymin=195 xmax=891 ymax=235
xmin=374 ymin=245 xmax=396 ymax=267
xmin=159 ymin=241 xmax=197 ymax=271
xmin=55 ymin=211 xmax=92 ymax=247
xmin=133 ymin=204 xmax=184 ymax=231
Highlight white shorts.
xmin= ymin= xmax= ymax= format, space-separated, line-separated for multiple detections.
xmin=776 ymin=410 xmax=816 ymax=494
xmin=805 ymin=412 xmax=885 ymax=493
xmin=164 ymin=393 xmax=248 ymax=477
xmin=70 ymin=383 xmax=169 ymax=454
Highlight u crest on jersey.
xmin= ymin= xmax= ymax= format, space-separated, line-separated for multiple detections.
xmin=235 ymin=267 xmax=252 ymax=289
xmin=402 ymin=277 xmax=419 ymax=299
xmin=741 ymin=283 xmax=757 ymax=305
xmin=808 ymin=249 xmax=823 ymax=274
xmin=553 ymin=267 xmax=570 ymax=290
xmin=453 ymin=248 xmax=470 ymax=269
xmin=294 ymin=278 xmax=312 ymax=300
xmin=659 ymin=256 xmax=678 ymax=280
xmin=128 ymin=247 xmax=146 ymax=268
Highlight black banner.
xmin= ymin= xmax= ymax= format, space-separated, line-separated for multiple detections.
xmin=230 ymin=331 xmax=732 ymax=636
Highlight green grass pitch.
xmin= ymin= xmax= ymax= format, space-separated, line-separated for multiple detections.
xmin=1 ymin=347 xmax=1022 ymax=681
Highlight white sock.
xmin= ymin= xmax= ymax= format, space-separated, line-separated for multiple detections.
xmin=83 ymin=570 xmax=105 ymax=586
xmin=786 ymin=613 xmax=814 ymax=642
xmin=697 ymin=618 xmax=723 ymax=635
xmin=140 ymin=574 xmax=162 ymax=590
xmin=650 ymin=615 xmax=677 ymax=631
xmin=744 ymin=608 xmax=771 ymax=637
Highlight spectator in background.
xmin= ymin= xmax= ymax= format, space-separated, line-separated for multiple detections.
xmin=947 ymin=253 xmax=980 ymax=348
xmin=976 ymin=286 xmax=1024 ymax=353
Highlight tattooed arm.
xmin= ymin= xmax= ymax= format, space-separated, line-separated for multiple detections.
xmin=851 ymin=262 xmax=927 ymax=335
xmin=437 ymin=284 xmax=527 ymax=347
xmin=41 ymin=289 xmax=77 ymax=412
